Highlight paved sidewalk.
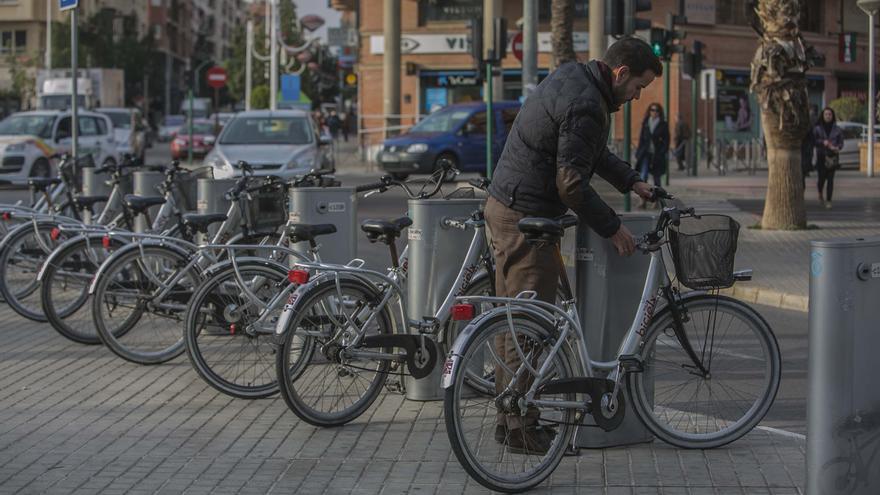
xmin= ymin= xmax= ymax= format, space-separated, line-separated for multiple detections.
xmin=0 ymin=304 xmax=807 ymax=495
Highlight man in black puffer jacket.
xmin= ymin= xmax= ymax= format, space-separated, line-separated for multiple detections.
xmin=487 ymin=37 xmax=662 ymax=454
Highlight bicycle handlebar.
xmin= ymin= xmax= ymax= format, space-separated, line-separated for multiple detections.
xmin=355 ymin=176 xmax=393 ymax=193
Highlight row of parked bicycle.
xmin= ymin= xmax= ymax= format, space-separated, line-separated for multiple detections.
xmin=0 ymin=155 xmax=781 ymax=493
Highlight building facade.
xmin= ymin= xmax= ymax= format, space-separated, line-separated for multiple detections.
xmin=333 ymin=0 xmax=876 ymax=151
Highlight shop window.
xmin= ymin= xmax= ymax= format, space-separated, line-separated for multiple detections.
xmin=419 ymin=0 xmax=482 ymax=24
xmin=501 ymin=108 xmax=519 ymax=133
xmin=538 ymin=0 xmax=588 ymax=22
xmin=464 ymin=111 xmax=487 ymax=135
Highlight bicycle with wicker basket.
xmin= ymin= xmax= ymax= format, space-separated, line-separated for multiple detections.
xmin=442 ymin=188 xmax=782 ymax=493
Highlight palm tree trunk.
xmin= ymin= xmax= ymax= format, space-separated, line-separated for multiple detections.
xmin=550 ymin=0 xmax=576 ymax=68
xmin=750 ymin=0 xmax=812 ymax=229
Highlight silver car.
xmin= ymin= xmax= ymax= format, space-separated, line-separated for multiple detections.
xmin=203 ymin=110 xmax=334 ymax=179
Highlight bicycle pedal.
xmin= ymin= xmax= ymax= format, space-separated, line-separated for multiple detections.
xmin=618 ymin=354 xmax=644 ymax=373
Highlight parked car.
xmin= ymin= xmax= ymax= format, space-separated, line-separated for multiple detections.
xmin=170 ymin=120 xmax=217 ymax=160
xmin=209 ymin=112 xmax=236 ymax=128
xmin=203 ymin=110 xmax=334 ymax=180
xmin=378 ymin=101 xmax=521 ymax=179
xmin=158 ymin=114 xmax=185 ymax=142
xmin=96 ymin=107 xmax=148 ymax=161
xmin=0 ymin=110 xmax=117 ymax=183
xmin=836 ymin=121 xmax=865 ymax=168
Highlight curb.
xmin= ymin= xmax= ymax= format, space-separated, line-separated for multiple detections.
xmin=720 ymin=285 xmax=809 ymax=313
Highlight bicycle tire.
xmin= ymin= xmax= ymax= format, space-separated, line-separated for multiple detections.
xmin=0 ymin=221 xmax=68 ymax=322
xmin=91 ymin=244 xmax=198 ymax=364
xmin=40 ymin=236 xmax=124 ymax=345
xmin=276 ymin=276 xmax=392 ymax=427
xmin=184 ymin=261 xmax=295 ymax=399
xmin=627 ymin=294 xmax=781 ymax=449
xmin=444 ymin=311 xmax=577 ymax=493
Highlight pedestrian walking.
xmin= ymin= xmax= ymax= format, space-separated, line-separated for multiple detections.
xmin=812 ymin=107 xmax=843 ymax=209
xmin=485 ymin=37 xmax=660 ymax=454
xmin=327 ymin=110 xmax=342 ymax=140
xmin=340 ymin=113 xmax=350 ymax=142
xmin=673 ymin=115 xmax=690 ymax=171
xmin=635 ymin=103 xmax=670 ymax=207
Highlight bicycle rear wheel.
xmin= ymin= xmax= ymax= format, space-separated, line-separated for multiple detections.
xmin=185 ymin=261 xmax=297 ymax=399
xmin=276 ymin=277 xmax=392 ymax=427
xmin=91 ymin=245 xmax=199 ymax=364
xmin=444 ymin=312 xmax=577 ymax=493
xmin=627 ymin=294 xmax=781 ymax=449
xmin=0 ymin=221 xmax=69 ymax=321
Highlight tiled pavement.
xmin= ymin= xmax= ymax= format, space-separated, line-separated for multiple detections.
xmin=0 ymin=304 xmax=806 ymax=495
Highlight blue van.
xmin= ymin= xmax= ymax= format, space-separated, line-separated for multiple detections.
xmin=378 ymin=101 xmax=521 ymax=178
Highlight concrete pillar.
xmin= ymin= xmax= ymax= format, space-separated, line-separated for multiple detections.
xmin=522 ymin=0 xmax=538 ymax=98
xmin=589 ymin=0 xmax=606 ymax=61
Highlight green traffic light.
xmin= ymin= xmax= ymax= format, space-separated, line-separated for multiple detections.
xmin=652 ymin=43 xmax=663 ymax=56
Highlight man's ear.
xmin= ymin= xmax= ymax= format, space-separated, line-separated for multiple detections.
xmin=612 ymin=66 xmax=630 ymax=84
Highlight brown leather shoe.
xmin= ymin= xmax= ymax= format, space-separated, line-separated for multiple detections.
xmin=505 ymin=425 xmax=557 ymax=455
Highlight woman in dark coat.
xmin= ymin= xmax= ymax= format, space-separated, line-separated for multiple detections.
xmin=812 ymin=107 xmax=844 ymax=209
xmin=635 ymin=103 xmax=670 ymax=207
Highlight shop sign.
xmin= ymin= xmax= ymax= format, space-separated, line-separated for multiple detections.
xmin=370 ymin=32 xmax=588 ymax=55
xmin=685 ymin=0 xmax=716 ymax=25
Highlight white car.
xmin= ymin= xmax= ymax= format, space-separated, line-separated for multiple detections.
xmin=836 ymin=121 xmax=865 ymax=168
xmin=0 ymin=110 xmax=117 ymax=183
xmin=96 ymin=107 xmax=148 ymax=161
xmin=203 ymin=110 xmax=334 ymax=180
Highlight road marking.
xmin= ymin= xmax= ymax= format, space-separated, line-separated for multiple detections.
xmin=756 ymin=425 xmax=806 ymax=441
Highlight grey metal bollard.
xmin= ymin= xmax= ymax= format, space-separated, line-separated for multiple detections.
xmin=81 ymin=166 xmax=111 ymax=224
xmin=132 ymin=171 xmax=165 ymax=233
xmin=573 ymin=213 xmax=656 ymax=448
xmin=288 ymin=187 xmax=356 ymax=264
xmin=196 ymin=178 xmax=238 ymax=242
xmin=405 ymin=198 xmax=484 ymax=401
xmin=807 ymin=236 xmax=880 ymax=495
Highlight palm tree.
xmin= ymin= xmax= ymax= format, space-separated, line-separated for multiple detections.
xmin=749 ymin=0 xmax=812 ymax=229
xmin=551 ymin=0 xmax=576 ymax=68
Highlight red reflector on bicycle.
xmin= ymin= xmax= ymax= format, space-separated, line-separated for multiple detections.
xmin=451 ymin=304 xmax=476 ymax=321
xmin=230 ymin=324 xmax=236 ymax=335
xmin=50 ymin=227 xmax=61 ymax=241
xmin=102 ymin=235 xmax=111 ymax=249
xmin=287 ymin=269 xmax=310 ymax=284
xmin=1 ymin=212 xmax=11 ymax=220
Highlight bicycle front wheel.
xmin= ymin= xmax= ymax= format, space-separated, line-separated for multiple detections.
xmin=628 ymin=294 xmax=781 ymax=449
xmin=0 ymin=221 xmax=69 ymax=321
xmin=444 ymin=312 xmax=578 ymax=493
xmin=91 ymin=245 xmax=199 ymax=364
xmin=185 ymin=261 xmax=291 ymax=399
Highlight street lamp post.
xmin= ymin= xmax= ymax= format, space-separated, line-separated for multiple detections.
xmin=858 ymin=0 xmax=880 ymax=178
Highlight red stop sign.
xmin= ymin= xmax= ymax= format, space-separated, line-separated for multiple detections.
xmin=206 ymin=66 xmax=227 ymax=89
xmin=512 ymin=32 xmax=524 ymax=62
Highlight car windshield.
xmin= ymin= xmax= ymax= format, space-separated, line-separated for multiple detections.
xmin=219 ymin=117 xmax=312 ymax=145
xmin=163 ymin=116 xmax=185 ymax=126
xmin=100 ymin=111 xmax=131 ymax=129
xmin=409 ymin=108 xmax=472 ymax=133
xmin=0 ymin=114 xmax=55 ymax=139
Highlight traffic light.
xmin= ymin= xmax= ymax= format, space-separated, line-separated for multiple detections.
xmin=625 ymin=0 xmax=652 ymax=34
xmin=493 ymin=17 xmax=508 ymax=61
xmin=662 ymin=12 xmax=687 ymax=62
xmin=682 ymin=41 xmax=705 ymax=78
xmin=650 ymin=28 xmax=667 ymax=58
xmin=605 ymin=0 xmax=624 ymax=36
xmin=469 ymin=18 xmax=483 ymax=68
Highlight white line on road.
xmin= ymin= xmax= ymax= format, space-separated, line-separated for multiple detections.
xmin=756 ymin=425 xmax=806 ymax=441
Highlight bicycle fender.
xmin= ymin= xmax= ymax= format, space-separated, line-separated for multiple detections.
xmin=200 ymin=256 xmax=290 ymax=280
xmin=87 ymin=239 xmax=193 ymax=295
xmin=0 ymin=219 xmax=62 ymax=252
xmin=441 ymin=305 xmax=556 ymax=389
xmin=36 ymin=233 xmax=127 ymax=282
xmin=273 ymin=271 xmax=384 ymax=337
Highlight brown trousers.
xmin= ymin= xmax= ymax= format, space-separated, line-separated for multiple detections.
xmin=484 ymin=196 xmax=562 ymax=429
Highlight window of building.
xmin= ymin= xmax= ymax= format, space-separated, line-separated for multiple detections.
xmin=717 ymin=0 xmax=821 ymax=32
xmin=538 ymin=0 xmax=588 ymax=22
xmin=0 ymin=32 xmax=11 ymax=54
xmin=14 ymin=31 xmax=26 ymax=53
xmin=419 ymin=0 xmax=482 ymax=24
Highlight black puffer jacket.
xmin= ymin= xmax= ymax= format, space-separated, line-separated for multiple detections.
xmin=488 ymin=61 xmax=641 ymax=238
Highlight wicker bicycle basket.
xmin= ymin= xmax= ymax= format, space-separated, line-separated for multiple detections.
xmin=667 ymin=214 xmax=740 ymax=290
xmin=240 ymin=179 xmax=288 ymax=236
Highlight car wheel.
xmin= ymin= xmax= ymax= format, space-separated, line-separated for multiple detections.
xmin=30 ymin=158 xmax=51 ymax=178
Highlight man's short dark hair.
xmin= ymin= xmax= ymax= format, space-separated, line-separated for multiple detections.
xmin=602 ymin=37 xmax=663 ymax=77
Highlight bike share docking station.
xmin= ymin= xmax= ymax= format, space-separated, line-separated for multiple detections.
xmin=132 ymin=170 xmax=165 ymax=232
xmin=807 ymin=236 xmax=880 ymax=495
xmin=562 ymin=213 xmax=656 ymax=448
xmin=288 ymin=186 xmax=356 ymax=264
xmin=405 ymin=196 xmax=485 ymax=401
xmin=196 ymin=178 xmax=239 ymax=242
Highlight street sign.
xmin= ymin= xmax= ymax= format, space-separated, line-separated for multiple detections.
xmin=281 ymin=74 xmax=301 ymax=102
xmin=700 ymin=68 xmax=717 ymax=100
xmin=512 ymin=32 xmax=524 ymax=62
xmin=59 ymin=0 xmax=78 ymax=11
xmin=345 ymin=73 xmax=357 ymax=86
xmin=206 ymin=66 xmax=227 ymax=89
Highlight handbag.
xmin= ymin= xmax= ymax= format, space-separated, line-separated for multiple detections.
xmin=824 ymin=149 xmax=840 ymax=170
